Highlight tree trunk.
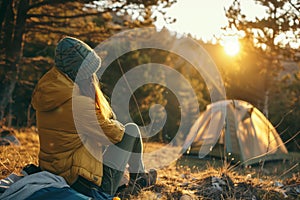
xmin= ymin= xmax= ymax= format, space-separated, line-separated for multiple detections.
xmin=0 ymin=0 xmax=29 ymax=125
xmin=0 ymin=79 xmax=17 ymax=122
xmin=0 ymin=0 xmax=11 ymax=36
xmin=12 ymin=0 xmax=29 ymax=61
xmin=1 ymin=0 xmax=14 ymax=57
xmin=0 ymin=0 xmax=14 ymax=124
xmin=263 ymin=90 xmax=269 ymax=118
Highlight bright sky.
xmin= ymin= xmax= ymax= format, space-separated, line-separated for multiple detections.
xmin=154 ymin=0 xmax=268 ymax=41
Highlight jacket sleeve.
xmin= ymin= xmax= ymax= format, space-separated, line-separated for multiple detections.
xmin=95 ymin=109 xmax=125 ymax=144
xmin=73 ymin=96 xmax=125 ymax=145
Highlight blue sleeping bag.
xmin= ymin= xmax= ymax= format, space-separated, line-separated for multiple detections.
xmin=0 ymin=171 xmax=91 ymax=200
xmin=25 ymin=186 xmax=90 ymax=200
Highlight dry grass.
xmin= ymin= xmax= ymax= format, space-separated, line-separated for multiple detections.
xmin=1 ymin=129 xmax=299 ymax=200
xmin=129 ymin=164 xmax=299 ymax=200
xmin=0 ymin=127 xmax=39 ymax=178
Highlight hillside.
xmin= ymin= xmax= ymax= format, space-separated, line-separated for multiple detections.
xmin=1 ymin=129 xmax=299 ymax=200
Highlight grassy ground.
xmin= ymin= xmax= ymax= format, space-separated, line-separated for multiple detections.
xmin=1 ymin=129 xmax=299 ymax=200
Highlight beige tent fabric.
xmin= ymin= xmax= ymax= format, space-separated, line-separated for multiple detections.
xmin=189 ymin=100 xmax=288 ymax=164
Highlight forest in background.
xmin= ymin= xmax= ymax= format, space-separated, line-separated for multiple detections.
xmin=0 ymin=0 xmax=299 ymax=151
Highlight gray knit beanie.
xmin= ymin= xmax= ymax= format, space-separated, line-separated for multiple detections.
xmin=55 ymin=36 xmax=101 ymax=81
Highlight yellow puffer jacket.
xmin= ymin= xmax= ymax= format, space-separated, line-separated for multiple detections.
xmin=31 ymin=67 xmax=125 ymax=186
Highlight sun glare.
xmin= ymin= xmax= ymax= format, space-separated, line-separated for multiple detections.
xmin=222 ymin=36 xmax=240 ymax=56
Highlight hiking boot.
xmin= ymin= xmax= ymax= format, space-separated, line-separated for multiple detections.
xmin=21 ymin=164 xmax=41 ymax=175
xmin=128 ymin=169 xmax=157 ymax=194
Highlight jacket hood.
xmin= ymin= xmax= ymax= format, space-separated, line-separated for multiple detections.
xmin=32 ymin=67 xmax=74 ymax=111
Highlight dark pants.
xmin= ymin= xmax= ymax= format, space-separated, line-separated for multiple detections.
xmin=71 ymin=123 xmax=145 ymax=199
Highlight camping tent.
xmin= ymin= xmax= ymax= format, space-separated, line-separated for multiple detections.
xmin=187 ymin=100 xmax=288 ymax=165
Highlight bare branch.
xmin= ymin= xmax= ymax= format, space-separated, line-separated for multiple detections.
xmin=26 ymin=20 xmax=67 ymax=27
xmin=27 ymin=12 xmax=101 ymax=19
xmin=288 ymin=0 xmax=300 ymax=13
xmin=28 ymin=0 xmax=79 ymax=10
xmin=26 ymin=26 xmax=111 ymax=38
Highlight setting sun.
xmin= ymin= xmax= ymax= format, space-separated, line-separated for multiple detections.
xmin=221 ymin=36 xmax=240 ymax=56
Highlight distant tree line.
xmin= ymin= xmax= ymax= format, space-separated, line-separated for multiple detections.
xmin=0 ymin=0 xmax=299 ymax=151
xmin=222 ymin=0 xmax=300 ymax=151
xmin=0 ymin=0 xmax=175 ymax=126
